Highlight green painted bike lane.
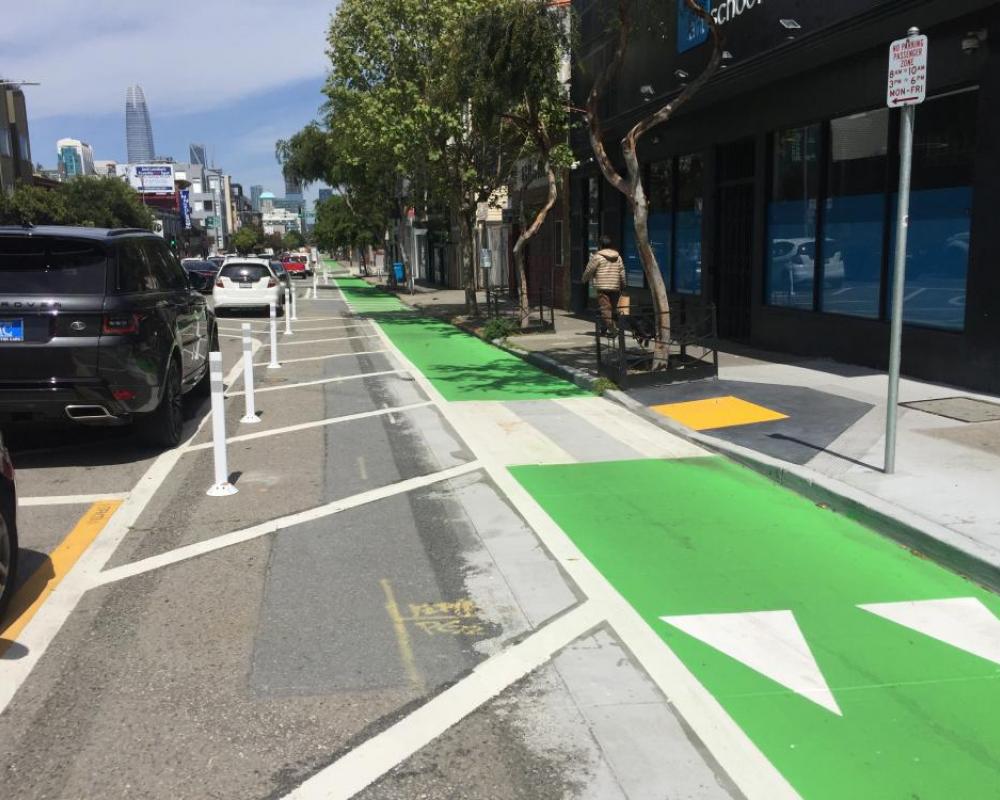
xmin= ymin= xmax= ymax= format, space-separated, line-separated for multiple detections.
xmin=334 ymin=275 xmax=586 ymax=402
xmin=511 ymin=457 xmax=1000 ymax=799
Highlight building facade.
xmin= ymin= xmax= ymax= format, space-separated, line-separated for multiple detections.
xmin=56 ymin=138 xmax=95 ymax=179
xmin=0 ymin=85 xmax=33 ymax=193
xmin=250 ymin=184 xmax=263 ymax=212
xmin=125 ymin=84 xmax=155 ymax=163
xmin=571 ymin=0 xmax=1000 ymax=393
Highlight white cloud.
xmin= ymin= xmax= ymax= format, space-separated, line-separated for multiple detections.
xmin=1 ymin=0 xmax=335 ymax=119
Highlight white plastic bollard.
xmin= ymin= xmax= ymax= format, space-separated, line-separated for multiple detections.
xmin=312 ymin=275 xmax=318 ymax=299
xmin=239 ymin=323 xmax=261 ymax=424
xmin=323 ymin=270 xmax=329 ymax=286
xmin=284 ymin=289 xmax=294 ymax=335
xmin=291 ymin=284 xmax=299 ymax=321
xmin=268 ymin=302 xmax=281 ymax=369
xmin=206 ymin=351 xmax=238 ymax=497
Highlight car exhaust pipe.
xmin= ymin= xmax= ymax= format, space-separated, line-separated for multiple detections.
xmin=65 ymin=404 xmax=114 ymax=420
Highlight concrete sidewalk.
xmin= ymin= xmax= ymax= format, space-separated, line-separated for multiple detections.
xmin=357 ymin=270 xmax=1000 ymax=586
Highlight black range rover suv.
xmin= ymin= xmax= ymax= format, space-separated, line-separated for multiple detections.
xmin=0 ymin=226 xmax=218 ymax=447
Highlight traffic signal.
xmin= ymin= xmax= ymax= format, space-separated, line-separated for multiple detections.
xmin=169 ymin=237 xmax=177 ymax=250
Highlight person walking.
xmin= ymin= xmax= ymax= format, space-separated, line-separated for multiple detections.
xmin=583 ymin=235 xmax=626 ymax=333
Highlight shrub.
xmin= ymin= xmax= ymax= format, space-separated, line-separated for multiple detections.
xmin=482 ymin=317 xmax=519 ymax=342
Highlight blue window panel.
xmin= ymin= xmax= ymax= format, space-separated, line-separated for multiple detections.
xmin=888 ymin=186 xmax=971 ymax=330
xmin=765 ymin=200 xmax=817 ymax=309
xmin=649 ymin=211 xmax=672 ymax=289
xmin=674 ymin=209 xmax=702 ymax=294
xmin=821 ymin=193 xmax=885 ymax=318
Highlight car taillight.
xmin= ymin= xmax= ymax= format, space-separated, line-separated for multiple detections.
xmin=267 ymin=278 xmax=277 ymax=287
xmin=102 ymin=313 xmax=140 ymax=335
xmin=112 ymin=388 xmax=137 ymax=401
xmin=216 ymin=279 xmax=225 ymax=288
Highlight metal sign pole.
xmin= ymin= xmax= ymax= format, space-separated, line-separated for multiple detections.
xmin=885 ymin=100 xmax=915 ymax=474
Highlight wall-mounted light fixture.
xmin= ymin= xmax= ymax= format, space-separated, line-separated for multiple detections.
xmin=961 ymin=29 xmax=987 ymax=55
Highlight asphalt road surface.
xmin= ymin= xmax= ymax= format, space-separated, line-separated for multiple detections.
xmin=1 ymin=267 xmax=998 ymax=800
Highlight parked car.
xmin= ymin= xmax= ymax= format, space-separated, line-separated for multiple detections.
xmin=281 ymin=257 xmax=309 ymax=279
xmin=181 ymin=258 xmax=218 ymax=294
xmin=0 ymin=226 xmax=218 ymax=447
xmin=213 ymin=259 xmax=284 ymax=316
xmin=207 ymin=256 xmax=225 ymax=269
xmin=0 ymin=432 xmax=16 ymax=618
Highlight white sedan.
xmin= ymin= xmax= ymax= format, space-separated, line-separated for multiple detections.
xmin=212 ymin=259 xmax=285 ymax=316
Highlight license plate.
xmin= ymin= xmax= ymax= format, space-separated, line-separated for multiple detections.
xmin=0 ymin=319 xmax=24 ymax=342
xmin=239 ymin=281 xmax=252 ymax=288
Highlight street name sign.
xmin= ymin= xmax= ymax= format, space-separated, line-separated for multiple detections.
xmin=887 ymin=34 xmax=928 ymax=107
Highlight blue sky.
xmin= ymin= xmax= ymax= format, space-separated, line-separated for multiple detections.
xmin=4 ymin=0 xmax=337 ymax=203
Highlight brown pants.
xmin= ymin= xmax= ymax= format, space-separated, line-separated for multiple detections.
xmin=598 ymin=291 xmax=620 ymax=332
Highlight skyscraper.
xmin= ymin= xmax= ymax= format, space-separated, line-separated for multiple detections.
xmin=125 ymin=85 xmax=155 ymax=163
xmin=56 ymin=138 xmax=95 ymax=179
xmin=189 ymin=143 xmax=207 ymax=166
xmin=318 ymin=188 xmax=333 ymax=203
xmin=250 ymin=184 xmax=263 ymax=212
xmin=284 ymin=173 xmax=303 ymax=200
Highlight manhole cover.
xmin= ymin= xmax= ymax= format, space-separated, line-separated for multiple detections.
xmin=901 ymin=396 xmax=1000 ymax=423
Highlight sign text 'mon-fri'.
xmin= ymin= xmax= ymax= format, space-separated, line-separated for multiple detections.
xmin=887 ymin=34 xmax=928 ymax=108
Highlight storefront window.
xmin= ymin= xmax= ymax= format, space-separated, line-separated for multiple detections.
xmin=766 ymin=125 xmax=820 ymax=309
xmin=822 ymin=109 xmax=888 ymax=318
xmin=649 ymin=160 xmax=673 ymax=289
xmin=587 ymin=176 xmax=600 ymax=254
xmin=675 ymin=155 xmax=703 ymax=294
xmin=890 ymin=89 xmax=976 ymax=330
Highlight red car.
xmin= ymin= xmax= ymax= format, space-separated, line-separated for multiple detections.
xmin=281 ymin=257 xmax=310 ymax=279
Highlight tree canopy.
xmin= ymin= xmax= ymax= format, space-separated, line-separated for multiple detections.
xmin=276 ymin=0 xmax=570 ymax=311
xmin=0 ymin=177 xmax=155 ymax=229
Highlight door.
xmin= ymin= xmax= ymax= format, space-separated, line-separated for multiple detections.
xmin=715 ymin=139 xmax=756 ymax=340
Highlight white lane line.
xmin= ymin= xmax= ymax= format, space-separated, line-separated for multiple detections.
xmin=18 ymin=493 xmax=128 ymax=507
xmin=903 ymin=287 xmax=927 ymax=302
xmin=184 ymin=402 xmax=433 ymax=452
xmin=0 ymin=346 xmax=254 ymax=714
xmin=260 ymin=334 xmax=380 ymax=349
xmin=220 ymin=323 xmax=368 ymax=335
xmin=355 ymin=294 xmax=800 ymax=800
xmin=285 ymin=602 xmax=602 ymax=800
xmin=225 ymin=369 xmax=402 ymax=398
xmin=252 ymin=349 xmax=387 ymax=368
xmin=93 ymin=461 xmax=482 ymax=587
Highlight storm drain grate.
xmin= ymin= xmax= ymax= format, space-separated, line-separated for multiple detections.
xmin=901 ymin=396 xmax=1000 ymax=423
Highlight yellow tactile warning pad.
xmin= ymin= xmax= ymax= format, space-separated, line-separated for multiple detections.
xmin=651 ymin=396 xmax=788 ymax=431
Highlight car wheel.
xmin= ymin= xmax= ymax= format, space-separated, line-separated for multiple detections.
xmin=139 ymin=361 xmax=183 ymax=448
xmin=0 ymin=504 xmax=18 ymax=619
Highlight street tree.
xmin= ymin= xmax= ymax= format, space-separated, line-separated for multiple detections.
xmin=582 ymin=0 xmax=722 ymax=364
xmin=0 ymin=177 xmax=154 ymax=229
xmin=231 ymin=227 xmax=260 ymax=255
xmin=456 ymin=0 xmax=571 ymax=325
xmin=283 ymin=230 xmax=306 ymax=251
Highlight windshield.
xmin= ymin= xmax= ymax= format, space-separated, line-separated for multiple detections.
xmin=0 ymin=236 xmax=108 ymax=294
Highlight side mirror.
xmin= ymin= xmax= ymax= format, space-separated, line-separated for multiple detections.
xmin=188 ymin=272 xmax=207 ymax=291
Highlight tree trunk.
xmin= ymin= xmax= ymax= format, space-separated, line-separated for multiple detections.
xmin=512 ymin=161 xmax=558 ymax=328
xmin=631 ymin=186 xmax=670 ymax=367
xmin=394 ymin=200 xmax=411 ymax=291
xmin=459 ymin=206 xmax=479 ymax=316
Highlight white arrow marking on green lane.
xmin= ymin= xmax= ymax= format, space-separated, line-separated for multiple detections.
xmin=859 ymin=597 xmax=1000 ymax=666
xmin=661 ymin=610 xmax=842 ymax=716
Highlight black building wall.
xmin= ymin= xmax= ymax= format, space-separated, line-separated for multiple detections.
xmin=571 ymin=0 xmax=1000 ymax=392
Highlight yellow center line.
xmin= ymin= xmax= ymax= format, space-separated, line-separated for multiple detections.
xmin=380 ymin=578 xmax=426 ymax=694
xmin=0 ymin=500 xmax=123 ymax=654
